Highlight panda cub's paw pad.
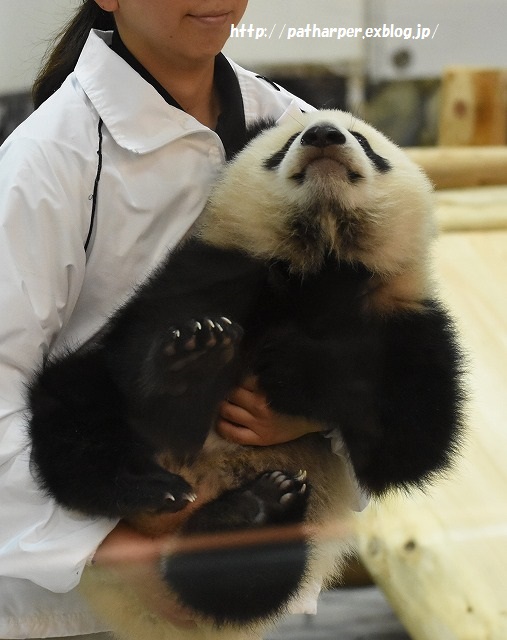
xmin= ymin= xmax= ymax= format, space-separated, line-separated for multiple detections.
xmin=247 ymin=470 xmax=308 ymax=525
xmin=164 ymin=317 xmax=243 ymax=371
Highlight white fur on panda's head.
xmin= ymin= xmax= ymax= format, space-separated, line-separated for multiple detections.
xmin=200 ymin=110 xmax=436 ymax=277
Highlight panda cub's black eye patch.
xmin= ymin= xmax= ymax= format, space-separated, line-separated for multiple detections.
xmin=350 ymin=131 xmax=391 ymax=173
xmin=263 ymin=133 xmax=301 ymax=170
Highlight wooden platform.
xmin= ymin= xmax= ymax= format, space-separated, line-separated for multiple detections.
xmin=355 ymin=186 xmax=507 ymax=639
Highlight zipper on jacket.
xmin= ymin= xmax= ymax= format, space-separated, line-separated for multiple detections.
xmin=85 ymin=118 xmax=104 ymax=257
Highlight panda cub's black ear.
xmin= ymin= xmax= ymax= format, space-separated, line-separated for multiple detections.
xmin=245 ymin=118 xmax=277 ymax=142
xmin=228 ymin=118 xmax=277 ymax=160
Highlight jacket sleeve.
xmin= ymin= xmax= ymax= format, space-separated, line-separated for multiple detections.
xmin=0 ymin=135 xmax=117 ymax=592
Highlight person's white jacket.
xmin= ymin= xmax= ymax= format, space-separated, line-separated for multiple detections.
xmin=0 ymin=29 xmax=314 ymax=638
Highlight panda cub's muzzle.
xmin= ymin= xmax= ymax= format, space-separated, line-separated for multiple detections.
xmin=300 ymin=124 xmax=347 ymax=148
xmin=296 ymin=123 xmax=362 ymax=185
xmin=276 ymin=121 xmax=391 ymax=187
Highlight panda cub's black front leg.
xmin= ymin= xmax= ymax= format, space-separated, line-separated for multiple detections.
xmin=28 ymin=346 xmax=197 ymax=518
xmin=163 ymin=471 xmax=310 ymax=624
xmin=141 ymin=316 xmax=242 ymax=396
xmin=126 ymin=316 xmax=243 ymax=457
xmin=28 ymin=316 xmax=243 ymax=518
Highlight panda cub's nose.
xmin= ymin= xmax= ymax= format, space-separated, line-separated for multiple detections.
xmin=300 ymin=124 xmax=346 ymax=148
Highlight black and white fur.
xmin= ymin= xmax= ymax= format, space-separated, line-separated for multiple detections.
xmin=28 ymin=110 xmax=465 ymax=639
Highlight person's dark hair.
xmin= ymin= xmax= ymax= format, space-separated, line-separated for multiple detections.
xmin=32 ymin=1 xmax=114 ymax=108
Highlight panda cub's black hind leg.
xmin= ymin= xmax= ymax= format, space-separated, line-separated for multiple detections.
xmin=163 ymin=471 xmax=310 ymax=624
xmin=179 ymin=469 xmax=309 ymax=531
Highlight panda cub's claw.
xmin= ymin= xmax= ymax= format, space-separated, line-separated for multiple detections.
xmin=145 ymin=317 xmax=243 ymax=397
xmin=113 ymin=463 xmax=196 ymax=516
xmin=163 ymin=316 xmax=243 ymax=371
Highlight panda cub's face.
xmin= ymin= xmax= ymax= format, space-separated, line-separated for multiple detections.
xmin=201 ymin=110 xmax=435 ymax=276
xmin=262 ymin=119 xmax=391 ymax=212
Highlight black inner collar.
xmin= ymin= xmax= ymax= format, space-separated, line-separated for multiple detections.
xmin=110 ymin=31 xmax=246 ymax=159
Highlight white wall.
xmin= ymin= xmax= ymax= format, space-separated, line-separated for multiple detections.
xmin=223 ymin=0 xmax=365 ymax=69
xmin=0 ymin=0 xmax=78 ymax=94
xmin=365 ymin=0 xmax=507 ymax=81
xmin=2 ymin=0 xmax=506 ymax=95
xmin=225 ymin=0 xmax=507 ymax=78
xmin=1 ymin=0 xmax=364 ymax=95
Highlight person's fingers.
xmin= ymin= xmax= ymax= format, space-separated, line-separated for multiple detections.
xmin=219 ymin=398 xmax=256 ymax=427
xmin=215 ymin=417 xmax=263 ymax=445
xmin=225 ymin=385 xmax=270 ymax=419
xmin=225 ymin=386 xmax=265 ymax=414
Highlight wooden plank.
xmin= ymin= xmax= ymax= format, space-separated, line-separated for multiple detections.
xmin=438 ymin=67 xmax=507 ymax=146
xmin=435 ymin=186 xmax=507 ymax=232
xmin=355 ymin=228 xmax=507 ymax=640
xmin=405 ymin=147 xmax=507 ymax=190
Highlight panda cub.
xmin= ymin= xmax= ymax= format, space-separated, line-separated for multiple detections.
xmin=29 ymin=110 xmax=464 ymax=638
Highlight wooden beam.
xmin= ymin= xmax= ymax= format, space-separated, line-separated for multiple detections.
xmin=405 ymin=147 xmax=507 ymax=190
xmin=438 ymin=67 xmax=507 ymax=146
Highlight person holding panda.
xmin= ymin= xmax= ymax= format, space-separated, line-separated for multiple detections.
xmin=0 ymin=0 xmax=338 ymax=636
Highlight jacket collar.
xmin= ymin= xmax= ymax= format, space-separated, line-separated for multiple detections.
xmin=109 ymin=30 xmax=246 ymax=159
xmin=75 ymin=30 xmax=216 ymax=154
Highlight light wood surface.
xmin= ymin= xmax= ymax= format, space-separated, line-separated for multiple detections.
xmin=435 ymin=186 xmax=507 ymax=232
xmin=355 ymin=207 xmax=507 ymax=639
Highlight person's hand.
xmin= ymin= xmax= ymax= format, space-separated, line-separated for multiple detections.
xmin=216 ymin=375 xmax=323 ymax=446
xmin=92 ymin=522 xmax=197 ymax=628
